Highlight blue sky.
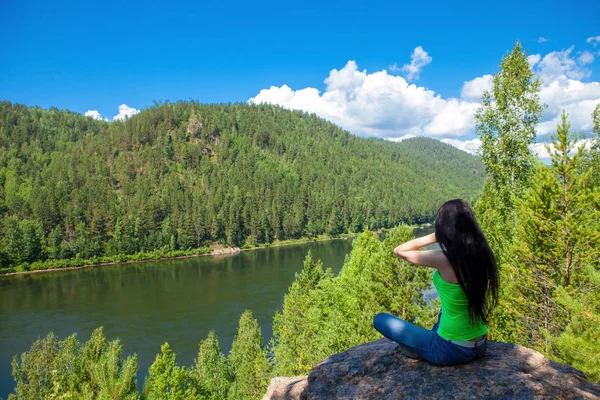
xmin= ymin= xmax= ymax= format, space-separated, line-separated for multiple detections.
xmin=1 ymin=0 xmax=599 ymax=156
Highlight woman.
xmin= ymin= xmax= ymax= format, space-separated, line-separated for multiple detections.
xmin=373 ymin=199 xmax=499 ymax=365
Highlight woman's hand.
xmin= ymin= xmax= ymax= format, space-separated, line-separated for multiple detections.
xmin=393 ymin=233 xmax=449 ymax=269
xmin=394 ymin=233 xmax=437 ymax=253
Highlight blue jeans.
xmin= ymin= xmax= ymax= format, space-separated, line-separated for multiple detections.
xmin=373 ymin=311 xmax=487 ymax=366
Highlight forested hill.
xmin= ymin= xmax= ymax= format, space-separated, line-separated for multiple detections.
xmin=0 ymin=100 xmax=484 ymax=269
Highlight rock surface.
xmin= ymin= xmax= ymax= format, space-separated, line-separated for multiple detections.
xmin=262 ymin=377 xmax=308 ymax=400
xmin=264 ymin=338 xmax=600 ymax=399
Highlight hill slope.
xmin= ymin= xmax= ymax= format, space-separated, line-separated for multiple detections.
xmin=0 ymin=101 xmax=484 ymax=268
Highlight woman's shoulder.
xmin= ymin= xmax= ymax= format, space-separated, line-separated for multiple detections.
xmin=435 ymin=263 xmax=460 ymax=284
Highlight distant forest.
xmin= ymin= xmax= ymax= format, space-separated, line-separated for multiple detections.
xmin=0 ymin=101 xmax=484 ymax=271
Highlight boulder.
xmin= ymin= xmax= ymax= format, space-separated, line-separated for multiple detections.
xmin=262 ymin=377 xmax=308 ymax=400
xmin=264 ymin=338 xmax=600 ymax=399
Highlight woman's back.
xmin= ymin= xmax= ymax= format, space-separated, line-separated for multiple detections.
xmin=433 ymin=269 xmax=488 ymax=341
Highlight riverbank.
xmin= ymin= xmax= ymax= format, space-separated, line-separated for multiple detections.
xmin=0 ymin=224 xmax=432 ymax=277
xmin=0 ymin=233 xmax=357 ymax=277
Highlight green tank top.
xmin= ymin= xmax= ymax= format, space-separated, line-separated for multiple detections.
xmin=433 ymin=269 xmax=488 ymax=341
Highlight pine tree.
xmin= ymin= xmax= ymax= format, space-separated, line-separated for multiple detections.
xmin=90 ymin=340 xmax=138 ymax=400
xmin=193 ymin=331 xmax=233 ymax=399
xmin=270 ymin=251 xmax=332 ymax=376
xmin=550 ymin=265 xmax=600 ymax=382
xmin=228 ymin=310 xmax=270 ymax=400
xmin=504 ymin=111 xmax=600 ymax=351
xmin=142 ymin=343 xmax=198 ymax=399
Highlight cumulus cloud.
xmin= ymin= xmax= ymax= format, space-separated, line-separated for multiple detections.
xmin=250 ymin=60 xmax=477 ymax=139
xmin=530 ymin=139 xmax=595 ymax=160
xmin=587 ymin=35 xmax=600 ymax=47
xmin=441 ymin=137 xmax=594 ymax=160
xmin=527 ymin=54 xmax=541 ymax=68
xmin=400 ymin=46 xmax=432 ymax=81
xmin=538 ymin=37 xmax=549 ymax=43
xmin=84 ymin=110 xmax=108 ymax=121
xmin=535 ymin=46 xmax=591 ymax=81
xmin=440 ymin=138 xmax=482 ymax=155
xmin=532 ymin=48 xmax=600 ymax=136
xmin=461 ymin=74 xmax=493 ymax=101
xmin=113 ymin=104 xmax=140 ymax=121
xmin=249 ymin=39 xmax=600 ymax=159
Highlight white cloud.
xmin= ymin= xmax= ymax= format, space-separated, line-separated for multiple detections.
xmin=532 ymin=48 xmax=600 ymax=136
xmin=440 ymin=138 xmax=482 ymax=155
xmin=84 ymin=110 xmax=108 ymax=121
xmin=535 ymin=46 xmax=591 ymax=82
xmin=249 ymin=40 xmax=600 ymax=160
xmin=538 ymin=37 xmax=549 ymax=43
xmin=527 ymin=54 xmax=541 ymax=68
xmin=113 ymin=104 xmax=140 ymax=121
xmin=250 ymin=60 xmax=477 ymax=138
xmin=530 ymin=139 xmax=595 ymax=160
xmin=578 ymin=50 xmax=595 ymax=65
xmin=401 ymin=46 xmax=432 ymax=81
xmin=461 ymin=74 xmax=493 ymax=101
xmin=388 ymin=134 xmax=417 ymax=142
xmin=587 ymin=35 xmax=600 ymax=47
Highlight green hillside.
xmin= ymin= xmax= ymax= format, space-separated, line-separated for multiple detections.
xmin=0 ymin=100 xmax=484 ymax=271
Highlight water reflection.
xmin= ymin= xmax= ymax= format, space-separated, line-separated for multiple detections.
xmin=0 ymin=227 xmax=436 ymax=396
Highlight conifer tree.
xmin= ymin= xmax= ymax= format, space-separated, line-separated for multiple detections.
xmin=228 ymin=310 xmax=270 ymax=400
xmin=504 ymin=111 xmax=600 ymax=350
xmin=142 ymin=343 xmax=197 ymax=399
xmin=193 ymin=331 xmax=232 ymax=399
xmin=550 ymin=264 xmax=600 ymax=382
xmin=90 ymin=340 xmax=138 ymax=400
xmin=271 ymin=251 xmax=332 ymax=376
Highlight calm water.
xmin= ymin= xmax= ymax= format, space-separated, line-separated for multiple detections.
xmin=0 ymin=228 xmax=435 ymax=397
xmin=0 ymin=239 xmax=356 ymax=396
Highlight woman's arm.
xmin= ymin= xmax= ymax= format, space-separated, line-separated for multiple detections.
xmin=395 ymin=232 xmax=437 ymax=252
xmin=393 ymin=233 xmax=450 ymax=269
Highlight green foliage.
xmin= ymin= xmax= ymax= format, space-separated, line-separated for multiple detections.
xmin=476 ymin=41 xmax=543 ymax=199
xmin=589 ymin=103 xmax=600 ymax=188
xmin=142 ymin=343 xmax=197 ymax=399
xmin=270 ymin=251 xmax=333 ymax=375
xmin=270 ymin=227 xmax=434 ymax=377
xmin=550 ymin=265 xmax=600 ymax=382
xmin=0 ymin=101 xmax=484 ymax=272
xmin=193 ymin=331 xmax=233 ymax=400
xmin=9 ymin=328 xmax=138 ymax=400
xmin=485 ymin=111 xmax=600 ymax=384
xmin=228 ymin=311 xmax=270 ymax=400
xmin=474 ymin=42 xmax=544 ymax=259
xmin=90 ymin=341 xmax=138 ymax=400
xmin=503 ymin=112 xmax=600 ymax=348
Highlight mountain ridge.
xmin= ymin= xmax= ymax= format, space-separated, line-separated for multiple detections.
xmin=0 ymin=100 xmax=484 ymax=271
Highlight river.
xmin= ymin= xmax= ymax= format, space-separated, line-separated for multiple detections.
xmin=0 ymin=228 xmax=435 ymax=397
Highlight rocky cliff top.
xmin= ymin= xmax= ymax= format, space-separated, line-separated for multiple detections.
xmin=263 ymin=338 xmax=600 ymax=399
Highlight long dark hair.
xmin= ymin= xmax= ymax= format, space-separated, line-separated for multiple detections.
xmin=434 ymin=199 xmax=499 ymax=325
